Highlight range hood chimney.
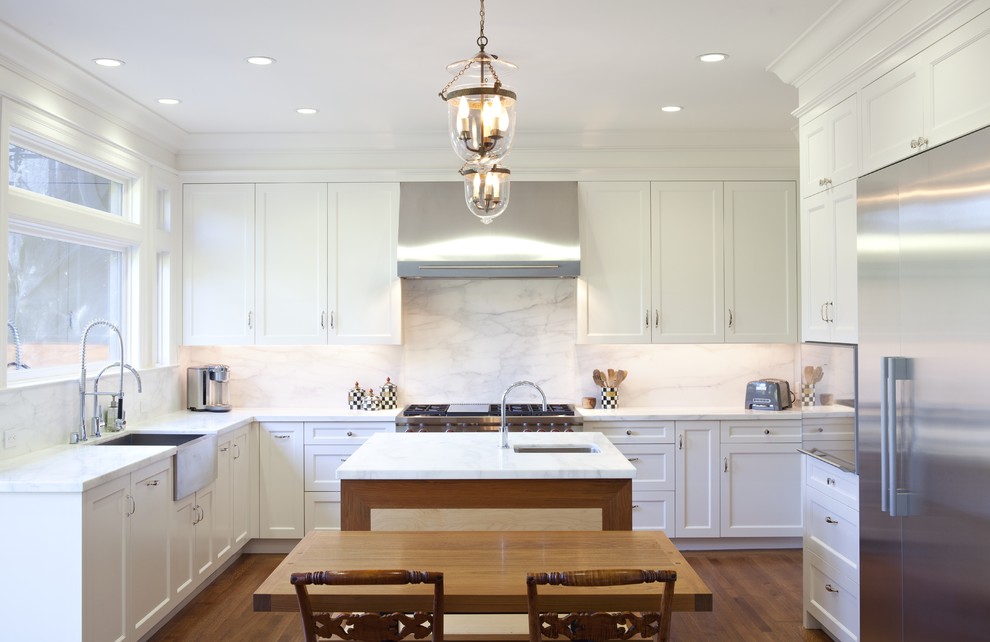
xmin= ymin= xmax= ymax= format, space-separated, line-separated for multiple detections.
xmin=397 ymin=182 xmax=580 ymax=278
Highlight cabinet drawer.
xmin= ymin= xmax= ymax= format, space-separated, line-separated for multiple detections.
xmin=305 ymin=444 xmax=359 ymax=491
xmin=806 ymin=551 xmax=860 ymax=642
xmin=304 ymin=421 xmax=390 ymax=444
xmin=802 ymin=417 xmax=854 ymax=440
xmin=807 ymin=457 xmax=858 ymax=509
xmin=631 ymin=491 xmax=674 ymax=533
xmin=720 ymin=420 xmax=801 ymax=443
xmin=806 ymin=487 xmax=859 ymax=581
xmin=588 ymin=421 xmax=675 ymax=444
xmin=616 ymin=443 xmax=675 ymax=491
xmin=304 ymin=492 xmax=341 ymax=532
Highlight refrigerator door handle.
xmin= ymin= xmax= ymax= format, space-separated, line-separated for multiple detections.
xmin=880 ymin=357 xmax=891 ymax=514
xmin=884 ymin=356 xmax=913 ymax=517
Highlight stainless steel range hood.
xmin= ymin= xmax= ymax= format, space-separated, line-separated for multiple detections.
xmin=397 ymin=182 xmax=579 ymax=278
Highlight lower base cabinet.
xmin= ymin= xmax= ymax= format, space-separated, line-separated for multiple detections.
xmin=170 ymin=482 xmax=217 ymax=602
xmin=631 ymin=490 xmax=675 ymax=531
xmin=305 ymin=491 xmax=342 ymax=531
xmin=803 ymin=455 xmax=860 ymax=642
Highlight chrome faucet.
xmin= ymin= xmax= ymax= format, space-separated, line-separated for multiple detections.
xmin=94 ymin=362 xmax=143 ymax=433
xmin=6 ymin=320 xmax=28 ymax=370
xmin=500 ymin=380 xmax=548 ymax=449
xmin=74 ymin=319 xmax=139 ymax=443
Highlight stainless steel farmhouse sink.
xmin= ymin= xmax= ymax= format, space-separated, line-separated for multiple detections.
xmin=96 ymin=432 xmax=218 ymax=499
xmin=512 ymin=444 xmax=600 ymax=454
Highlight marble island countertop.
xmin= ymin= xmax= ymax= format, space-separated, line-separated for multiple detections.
xmin=336 ymin=431 xmax=636 ymax=480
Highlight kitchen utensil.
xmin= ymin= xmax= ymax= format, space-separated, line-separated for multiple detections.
xmin=813 ymin=366 xmax=823 ymax=383
xmin=803 ymin=365 xmax=814 ymax=384
xmin=607 ymin=368 xmax=616 ymax=387
xmin=614 ymin=370 xmax=628 ymax=387
xmin=581 ymin=397 xmax=596 ymax=409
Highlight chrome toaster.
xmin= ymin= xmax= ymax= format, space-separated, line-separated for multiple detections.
xmin=745 ymin=378 xmax=793 ymax=411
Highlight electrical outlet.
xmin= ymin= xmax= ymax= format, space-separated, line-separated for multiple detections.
xmin=3 ymin=429 xmax=19 ymax=449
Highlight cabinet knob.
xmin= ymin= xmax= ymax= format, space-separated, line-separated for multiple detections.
xmin=818 ymin=177 xmax=832 ymax=186
xmin=764 ymin=428 xmax=771 ymax=435
xmin=347 ymin=431 xmax=354 ymax=437
xmin=220 ymin=446 xmax=229 ymax=452
xmin=626 ymin=430 xmax=633 ymax=436
xmin=817 ymin=427 xmax=824 ymax=433
xmin=910 ymin=137 xmax=929 ymax=149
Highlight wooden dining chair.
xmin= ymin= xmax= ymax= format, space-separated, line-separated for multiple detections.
xmin=525 ymin=569 xmax=677 ymax=642
xmin=290 ymin=569 xmax=444 ymax=642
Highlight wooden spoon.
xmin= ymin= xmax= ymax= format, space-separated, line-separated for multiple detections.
xmin=813 ymin=366 xmax=823 ymax=383
xmin=607 ymin=368 xmax=616 ymax=388
xmin=803 ymin=365 xmax=814 ymax=385
xmin=614 ymin=370 xmax=628 ymax=387
xmin=593 ymin=369 xmax=604 ymax=387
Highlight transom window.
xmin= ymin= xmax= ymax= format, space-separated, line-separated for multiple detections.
xmin=8 ymin=143 xmax=124 ymax=215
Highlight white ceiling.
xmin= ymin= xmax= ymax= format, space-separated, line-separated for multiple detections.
xmin=0 ymin=0 xmax=837 ymax=144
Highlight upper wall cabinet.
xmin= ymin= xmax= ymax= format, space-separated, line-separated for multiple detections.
xmin=183 ymin=182 xmax=401 ymax=346
xmin=800 ymin=95 xmax=858 ymax=198
xmin=577 ymin=181 xmax=797 ymax=344
xmin=183 ymin=184 xmax=256 ymax=345
xmin=861 ymin=10 xmax=990 ymax=175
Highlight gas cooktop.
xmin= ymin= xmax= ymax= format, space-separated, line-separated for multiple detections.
xmin=396 ymin=403 xmax=581 ymax=432
xmin=401 ymin=403 xmax=576 ymax=417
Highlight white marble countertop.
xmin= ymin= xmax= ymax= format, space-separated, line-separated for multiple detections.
xmin=577 ymin=405 xmax=853 ymax=421
xmin=337 ymin=431 xmax=636 ymax=480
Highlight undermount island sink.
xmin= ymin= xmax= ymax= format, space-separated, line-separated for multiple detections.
xmin=95 ymin=432 xmax=218 ymax=500
xmin=512 ymin=444 xmax=601 ymax=454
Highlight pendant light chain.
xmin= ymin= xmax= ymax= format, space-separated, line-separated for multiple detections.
xmin=438 ymin=0 xmax=502 ymax=99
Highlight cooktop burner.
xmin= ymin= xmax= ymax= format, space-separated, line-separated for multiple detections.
xmin=401 ymin=403 xmax=575 ymax=417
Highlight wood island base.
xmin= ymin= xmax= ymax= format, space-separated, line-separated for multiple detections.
xmin=340 ymin=478 xmax=633 ymax=531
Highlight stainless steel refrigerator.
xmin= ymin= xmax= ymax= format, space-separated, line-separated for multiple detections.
xmin=858 ymin=124 xmax=990 ymax=641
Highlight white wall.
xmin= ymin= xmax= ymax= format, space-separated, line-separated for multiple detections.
xmin=181 ymin=279 xmax=798 ymax=408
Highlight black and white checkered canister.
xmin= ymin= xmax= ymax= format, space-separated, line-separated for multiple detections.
xmin=379 ymin=377 xmax=398 ymax=410
xmin=601 ymin=386 xmax=618 ymax=409
xmin=362 ymin=388 xmax=381 ymax=411
xmin=347 ymin=381 xmax=364 ymax=410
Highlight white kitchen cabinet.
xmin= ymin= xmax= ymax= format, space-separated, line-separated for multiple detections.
xmin=802 ymin=182 xmax=858 ymax=343
xmin=578 ymin=181 xmax=795 ymax=344
xmin=170 ymin=481 xmax=217 ymax=602
xmin=651 ymin=182 xmax=725 ymax=343
xmin=213 ymin=424 xmax=253 ymax=564
xmin=302 ymin=420 xmax=392 ymax=533
xmin=800 ymin=95 xmax=859 ymax=198
xmin=723 ymin=181 xmax=798 ymax=343
xmin=85 ymin=458 xmax=173 ymax=642
xmin=583 ymin=420 xmax=676 ymax=534
xmin=861 ymin=10 xmax=990 ymax=175
xmin=182 ymin=182 xmax=401 ymax=346
xmin=182 ymin=183 xmax=256 ymax=345
xmin=231 ymin=427 xmax=253 ymax=547
xmin=330 ymin=184 xmax=402 ymax=344
xmin=719 ymin=420 xmax=802 ymax=538
xmin=576 ymin=182 xmax=653 ymax=343
xmin=674 ymin=421 xmax=719 ymax=538
xmin=255 ymin=184 xmax=329 ymax=344
xmin=803 ymin=456 xmax=860 ymax=642
xmin=259 ymin=422 xmax=305 ymax=538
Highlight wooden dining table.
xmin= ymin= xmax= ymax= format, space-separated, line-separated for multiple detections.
xmin=253 ymin=530 xmax=712 ymax=616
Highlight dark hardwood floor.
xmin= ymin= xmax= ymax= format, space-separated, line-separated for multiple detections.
xmin=150 ymin=549 xmax=833 ymax=641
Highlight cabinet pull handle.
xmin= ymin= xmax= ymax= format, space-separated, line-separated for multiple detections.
xmin=274 ymin=434 xmax=291 ymax=439
xmin=146 ymin=479 xmax=160 ymax=486
xmin=818 ymin=178 xmax=826 ymax=186
xmin=627 ymin=457 xmax=639 ymax=462
xmin=728 ymin=309 xmax=734 ymax=328
xmin=654 ymin=309 xmax=660 ymax=328
xmin=828 ymin=301 xmax=835 ymax=323
xmin=330 ymin=311 xmax=335 ymax=329
xmin=678 ymin=434 xmax=683 ymax=450
xmin=723 ymin=457 xmax=728 ymax=473
xmin=825 ymin=516 xmax=839 ymax=524
xmin=632 ymin=505 xmax=641 ymax=510
xmin=824 ymin=584 xmax=839 ymax=593
xmin=233 ymin=444 xmax=241 ymax=459
xmin=247 ymin=311 xmax=252 ymax=329
xmin=340 ymin=458 xmax=347 ymax=462
xmin=321 ymin=311 xmax=326 ymax=329
xmin=821 ymin=302 xmax=829 ymax=322
xmin=220 ymin=446 xmax=229 ymax=452
xmin=126 ymin=494 xmax=136 ymax=516
xmin=826 ymin=477 xmax=836 ymax=486
xmin=645 ymin=309 xmax=650 ymax=327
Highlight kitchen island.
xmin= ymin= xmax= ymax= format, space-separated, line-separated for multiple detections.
xmin=336 ymin=431 xmax=636 ymax=530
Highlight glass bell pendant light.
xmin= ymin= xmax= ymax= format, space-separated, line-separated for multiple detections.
xmin=460 ymin=164 xmax=511 ymax=225
xmin=439 ymin=0 xmax=517 ymax=165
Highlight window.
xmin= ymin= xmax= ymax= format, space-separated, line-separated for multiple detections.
xmin=8 ymin=143 xmax=124 ymax=215
xmin=7 ymin=231 xmax=125 ymax=373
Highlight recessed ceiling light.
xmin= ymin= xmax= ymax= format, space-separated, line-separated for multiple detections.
xmin=93 ymin=58 xmax=125 ymax=67
xmin=697 ymin=53 xmax=728 ymax=63
xmin=246 ymin=56 xmax=277 ymax=66
xmin=157 ymin=98 xmax=181 ymax=105
xmin=296 ymin=108 xmax=319 ymax=115
xmin=661 ymin=105 xmax=682 ymax=113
